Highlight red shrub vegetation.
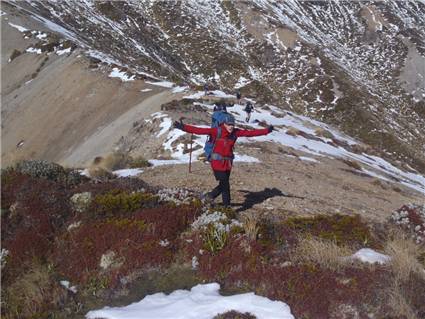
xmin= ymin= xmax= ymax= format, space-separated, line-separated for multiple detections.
xmin=2 ymin=172 xmax=74 ymax=282
xmin=53 ymin=204 xmax=202 ymax=286
xmin=134 ymin=204 xmax=201 ymax=240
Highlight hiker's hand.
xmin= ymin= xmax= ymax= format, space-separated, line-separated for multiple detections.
xmin=267 ymin=125 xmax=274 ymax=133
xmin=173 ymin=120 xmax=184 ymax=130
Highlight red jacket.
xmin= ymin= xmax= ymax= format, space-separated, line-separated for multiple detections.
xmin=183 ymin=124 xmax=270 ymax=171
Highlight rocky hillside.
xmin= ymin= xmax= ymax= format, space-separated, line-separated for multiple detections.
xmin=2 ymin=0 xmax=425 ymax=173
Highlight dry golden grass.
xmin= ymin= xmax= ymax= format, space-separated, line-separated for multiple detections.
xmin=87 ymin=166 xmax=114 ymax=179
xmin=341 ymin=158 xmax=362 ymax=170
xmin=387 ymin=285 xmax=418 ymax=319
xmin=314 ymin=127 xmax=334 ymax=139
xmin=242 ymin=213 xmax=259 ymax=241
xmin=87 ymin=151 xmax=130 ymax=178
xmin=98 ymin=152 xmax=128 ymax=171
xmin=291 ymin=236 xmax=354 ymax=271
xmin=384 ymin=231 xmax=425 ymax=282
xmin=285 ymin=127 xmax=301 ymax=137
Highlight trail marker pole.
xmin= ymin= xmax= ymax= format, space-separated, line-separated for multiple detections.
xmin=189 ymin=133 xmax=193 ymax=173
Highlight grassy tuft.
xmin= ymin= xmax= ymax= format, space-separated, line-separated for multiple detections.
xmin=384 ymin=230 xmax=425 ymax=283
xmin=3 ymin=262 xmax=67 ymax=318
xmin=242 ymin=213 xmax=260 ymax=241
xmin=291 ymin=236 xmax=354 ymax=271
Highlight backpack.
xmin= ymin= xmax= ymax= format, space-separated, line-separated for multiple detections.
xmin=203 ymin=110 xmax=235 ymax=161
xmin=244 ymin=102 xmax=253 ymax=112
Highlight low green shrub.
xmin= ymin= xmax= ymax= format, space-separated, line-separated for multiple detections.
xmin=93 ymin=190 xmax=159 ymax=216
xmin=128 ymin=156 xmax=152 ymax=168
xmin=282 ymin=214 xmax=374 ymax=248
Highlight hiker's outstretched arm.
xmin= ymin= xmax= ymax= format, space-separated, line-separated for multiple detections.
xmin=183 ymin=124 xmax=213 ymax=135
xmin=236 ymin=127 xmax=270 ymax=137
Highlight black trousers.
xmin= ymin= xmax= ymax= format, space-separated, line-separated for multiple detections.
xmin=209 ymin=170 xmax=231 ymax=206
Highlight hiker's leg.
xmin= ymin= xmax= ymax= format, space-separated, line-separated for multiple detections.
xmin=209 ymin=170 xmax=226 ymax=199
xmin=209 ymin=183 xmax=222 ymax=199
xmin=221 ymin=171 xmax=231 ymax=206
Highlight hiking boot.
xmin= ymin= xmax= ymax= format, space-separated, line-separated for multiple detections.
xmin=200 ymin=192 xmax=214 ymax=204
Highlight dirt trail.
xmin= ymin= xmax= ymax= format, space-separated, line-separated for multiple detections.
xmin=140 ymin=142 xmax=424 ymax=223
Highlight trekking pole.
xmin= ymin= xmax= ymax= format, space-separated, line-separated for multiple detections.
xmin=189 ymin=133 xmax=193 ymax=173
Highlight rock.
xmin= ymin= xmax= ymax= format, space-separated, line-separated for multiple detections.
xmin=70 ymin=192 xmax=92 ymax=213
xmin=99 ymin=250 xmax=124 ymax=270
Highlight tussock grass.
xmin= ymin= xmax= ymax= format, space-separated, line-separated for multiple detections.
xmin=241 ymin=213 xmax=259 ymax=241
xmin=291 ymin=236 xmax=354 ymax=271
xmin=87 ymin=166 xmax=114 ymax=179
xmin=4 ymin=262 xmax=67 ymax=318
xmin=285 ymin=127 xmax=301 ymax=137
xmin=314 ymin=127 xmax=334 ymax=139
xmin=341 ymin=158 xmax=362 ymax=170
xmin=88 ymin=152 xmax=130 ymax=178
xmin=384 ymin=231 xmax=425 ymax=282
xmin=98 ymin=152 xmax=128 ymax=171
xmin=387 ymin=286 xmax=418 ymax=319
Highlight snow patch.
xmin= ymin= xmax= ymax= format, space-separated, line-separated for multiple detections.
xmin=8 ymin=22 xmax=28 ymax=32
xmin=351 ymin=248 xmax=391 ymax=264
xmin=109 ymin=68 xmax=135 ymax=82
xmin=56 ymin=47 xmax=71 ymax=55
xmin=113 ymin=168 xmax=144 ymax=177
xmin=146 ymin=80 xmax=174 ymax=88
xmin=85 ymin=283 xmax=294 ymax=319
xmin=26 ymin=47 xmax=42 ymax=54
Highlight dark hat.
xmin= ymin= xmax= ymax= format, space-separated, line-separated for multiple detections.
xmin=223 ymin=113 xmax=235 ymax=124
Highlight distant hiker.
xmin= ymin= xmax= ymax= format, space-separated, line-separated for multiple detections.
xmin=236 ymin=90 xmax=241 ymax=102
xmin=244 ymin=101 xmax=254 ymax=123
xmin=204 ymin=83 xmax=209 ymax=96
xmin=213 ymin=99 xmax=233 ymax=112
xmin=173 ymin=114 xmax=273 ymax=207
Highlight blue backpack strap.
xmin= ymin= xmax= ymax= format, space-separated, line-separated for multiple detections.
xmin=212 ymin=127 xmax=221 ymax=151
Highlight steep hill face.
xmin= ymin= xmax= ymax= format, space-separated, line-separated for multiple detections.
xmin=3 ymin=0 xmax=424 ymax=174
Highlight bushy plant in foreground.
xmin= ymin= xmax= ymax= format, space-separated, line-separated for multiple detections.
xmin=190 ymin=209 xmax=242 ymax=254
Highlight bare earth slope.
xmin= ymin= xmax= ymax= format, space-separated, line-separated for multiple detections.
xmin=1 ymin=13 xmax=178 ymax=167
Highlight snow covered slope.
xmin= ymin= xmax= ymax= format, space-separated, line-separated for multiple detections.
xmin=2 ymin=0 xmax=425 ymax=174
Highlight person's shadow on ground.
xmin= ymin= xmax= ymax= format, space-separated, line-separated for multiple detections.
xmin=234 ymin=187 xmax=304 ymax=212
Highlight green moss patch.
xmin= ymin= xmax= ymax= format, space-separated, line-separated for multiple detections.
xmin=92 ymin=190 xmax=159 ymax=216
xmin=281 ymin=214 xmax=375 ymax=248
